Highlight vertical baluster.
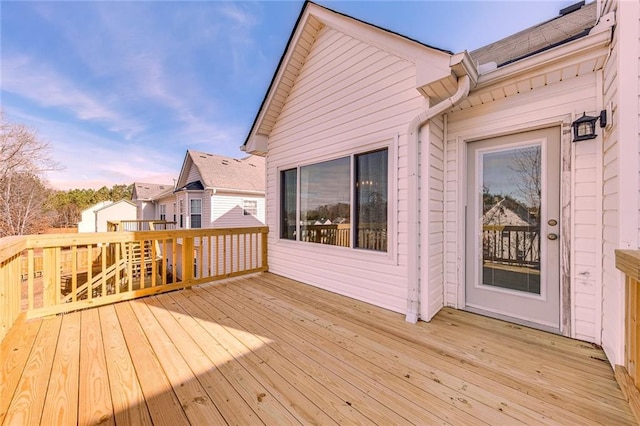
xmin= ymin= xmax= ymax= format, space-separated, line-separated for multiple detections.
xmin=87 ymin=245 xmax=93 ymax=301
xmin=27 ymin=249 xmax=34 ymax=310
xmin=223 ymin=233 xmax=227 ymax=275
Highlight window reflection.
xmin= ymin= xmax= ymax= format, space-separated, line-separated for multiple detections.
xmin=356 ymin=149 xmax=387 ymax=251
xmin=300 ymin=157 xmax=350 ymax=247
xmin=280 ymin=169 xmax=297 ymax=240
xmin=279 ymin=148 xmax=389 ymax=252
xmin=481 ymin=145 xmax=541 ymax=294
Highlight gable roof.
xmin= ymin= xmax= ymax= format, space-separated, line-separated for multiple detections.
xmin=244 ymin=0 xmax=611 ymax=149
xmin=132 ymin=182 xmax=174 ymax=201
xmin=177 ymin=150 xmax=265 ymax=194
xmin=242 ymin=0 xmax=452 ymax=154
xmin=470 ymin=1 xmax=597 ymax=68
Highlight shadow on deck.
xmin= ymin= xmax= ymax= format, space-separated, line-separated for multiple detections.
xmin=1 ymin=272 xmax=635 ymax=425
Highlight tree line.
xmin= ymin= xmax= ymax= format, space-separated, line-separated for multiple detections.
xmin=1 ymin=113 xmax=133 ymax=237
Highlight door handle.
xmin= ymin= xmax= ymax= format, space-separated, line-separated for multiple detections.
xmin=547 ymin=233 xmax=558 ymax=240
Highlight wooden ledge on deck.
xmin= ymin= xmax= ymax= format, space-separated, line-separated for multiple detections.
xmin=616 ymin=249 xmax=640 ymax=281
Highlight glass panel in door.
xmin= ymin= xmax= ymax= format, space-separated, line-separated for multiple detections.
xmin=465 ymin=127 xmax=560 ymax=331
xmin=481 ymin=145 xmax=541 ymax=294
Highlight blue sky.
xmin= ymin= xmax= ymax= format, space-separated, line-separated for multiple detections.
xmin=2 ymin=0 xmax=579 ymax=190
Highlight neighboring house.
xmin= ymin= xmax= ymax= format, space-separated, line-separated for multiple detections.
xmin=174 ymin=150 xmax=265 ymax=229
xmin=243 ymin=0 xmax=637 ymax=369
xmin=483 ymin=198 xmax=537 ymax=227
xmin=131 ymin=182 xmax=174 ymax=221
xmin=77 ymin=200 xmax=137 ymax=233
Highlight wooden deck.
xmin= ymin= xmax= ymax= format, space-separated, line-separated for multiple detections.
xmin=1 ymin=272 xmax=635 ymax=425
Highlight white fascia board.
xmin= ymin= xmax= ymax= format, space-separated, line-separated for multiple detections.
xmin=244 ymin=134 xmax=268 ymax=155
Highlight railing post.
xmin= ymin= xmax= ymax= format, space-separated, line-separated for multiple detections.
xmin=262 ymin=228 xmax=268 ymax=271
xmin=42 ymin=247 xmax=59 ymax=308
xmin=182 ymin=235 xmax=194 ymax=283
xmin=615 ymin=249 xmax=640 ymax=422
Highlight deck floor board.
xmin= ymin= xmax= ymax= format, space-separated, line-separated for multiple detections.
xmin=1 ymin=272 xmax=636 ymax=425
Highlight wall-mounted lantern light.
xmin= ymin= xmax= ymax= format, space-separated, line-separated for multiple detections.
xmin=572 ymin=110 xmax=607 ymax=142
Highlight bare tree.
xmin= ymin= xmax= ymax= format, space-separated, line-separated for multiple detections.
xmin=0 ymin=172 xmax=53 ymax=236
xmin=509 ymin=145 xmax=541 ymax=209
xmin=0 ymin=112 xmax=58 ymax=236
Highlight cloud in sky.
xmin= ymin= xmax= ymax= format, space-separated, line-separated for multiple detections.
xmin=1 ymin=0 xmax=578 ymax=190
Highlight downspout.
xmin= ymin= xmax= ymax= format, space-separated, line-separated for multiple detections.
xmin=405 ymin=55 xmax=475 ymax=324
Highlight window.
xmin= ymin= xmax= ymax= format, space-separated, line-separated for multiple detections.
xmin=355 ymin=149 xmax=388 ymax=251
xmin=190 ymin=199 xmax=202 ymax=229
xmin=179 ymin=200 xmax=184 ymax=228
xmin=281 ymin=169 xmax=297 ymax=240
xmin=173 ymin=202 xmax=177 ymax=223
xmin=159 ymin=204 xmax=166 ymax=221
xmin=243 ymin=199 xmax=258 ymax=216
xmin=280 ymin=148 xmax=388 ymax=252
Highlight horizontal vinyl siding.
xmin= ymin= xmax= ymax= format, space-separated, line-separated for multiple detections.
xmin=421 ymin=116 xmax=445 ymax=319
xmin=601 ymin=0 xmax=640 ymax=365
xmin=600 ymin=10 xmax=620 ymax=361
xmin=210 ymin=194 xmax=265 ymax=228
xmin=187 ymin=165 xmax=202 ymax=185
xmin=573 ymin=137 xmax=599 ymax=341
xmin=446 ymin=73 xmax=600 ymax=342
xmin=266 ymin=26 xmax=423 ymax=313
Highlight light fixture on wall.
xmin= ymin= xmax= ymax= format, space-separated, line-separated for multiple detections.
xmin=572 ymin=110 xmax=607 ymax=142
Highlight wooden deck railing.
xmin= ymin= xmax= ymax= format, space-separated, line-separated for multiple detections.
xmin=107 ymin=219 xmax=177 ymax=231
xmin=0 ymin=227 xmax=268 ymax=343
xmin=300 ymin=224 xmax=387 ymax=251
xmin=483 ymin=225 xmax=540 ymax=267
xmin=615 ymin=249 xmax=640 ymax=421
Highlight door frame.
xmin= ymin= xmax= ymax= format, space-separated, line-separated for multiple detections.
xmin=455 ymin=115 xmax=573 ymax=337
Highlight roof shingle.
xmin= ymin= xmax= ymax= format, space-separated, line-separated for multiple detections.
xmin=470 ymin=1 xmax=597 ymax=68
xmin=187 ymin=151 xmax=265 ymax=193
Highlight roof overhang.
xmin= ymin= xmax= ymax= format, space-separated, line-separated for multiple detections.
xmin=416 ymin=51 xmax=479 ymax=104
xmin=451 ymin=22 xmax=614 ymax=112
xmin=207 ymin=187 xmax=265 ymax=196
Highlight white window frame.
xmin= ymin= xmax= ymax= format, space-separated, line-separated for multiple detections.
xmin=243 ymin=199 xmax=258 ymax=216
xmin=276 ymin=137 xmax=396 ymax=262
xmin=190 ymin=198 xmax=202 ymax=229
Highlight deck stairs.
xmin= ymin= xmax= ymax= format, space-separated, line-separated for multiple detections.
xmin=61 ymin=241 xmax=161 ymax=302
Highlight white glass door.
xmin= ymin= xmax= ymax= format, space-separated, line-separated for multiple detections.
xmin=465 ymin=127 xmax=560 ymax=330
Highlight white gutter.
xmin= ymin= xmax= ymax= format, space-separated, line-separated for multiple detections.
xmin=205 ymin=187 xmax=265 ymax=196
xmin=405 ymin=53 xmax=475 ymax=324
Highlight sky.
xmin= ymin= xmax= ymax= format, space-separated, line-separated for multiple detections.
xmin=2 ymin=0 xmax=581 ymax=190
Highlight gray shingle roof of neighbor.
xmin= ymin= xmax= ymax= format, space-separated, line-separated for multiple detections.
xmin=470 ymin=1 xmax=597 ymax=68
xmin=187 ymin=150 xmax=265 ymax=193
xmin=133 ymin=182 xmax=174 ymax=200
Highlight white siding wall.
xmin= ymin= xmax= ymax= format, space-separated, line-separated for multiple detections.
xmin=155 ymin=193 xmax=177 ymax=222
xmin=210 ymin=193 xmax=265 ymax=228
xmin=446 ymin=73 xmax=601 ymax=342
xmin=95 ymin=203 xmax=136 ymax=232
xmin=187 ymin=165 xmax=202 ymax=185
xmin=601 ymin=0 xmax=640 ymax=366
xmin=265 ymin=26 xmax=426 ymax=313
xmin=420 ymin=116 xmax=446 ymax=319
xmin=140 ymin=202 xmax=156 ymax=220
